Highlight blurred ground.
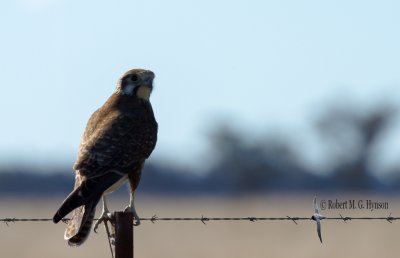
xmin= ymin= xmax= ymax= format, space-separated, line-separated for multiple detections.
xmin=0 ymin=194 xmax=399 ymax=258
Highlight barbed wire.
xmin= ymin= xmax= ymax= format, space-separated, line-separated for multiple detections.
xmin=1 ymin=198 xmax=398 ymax=246
xmin=0 ymin=197 xmax=397 ymax=246
xmin=0 ymin=214 xmax=398 ymax=225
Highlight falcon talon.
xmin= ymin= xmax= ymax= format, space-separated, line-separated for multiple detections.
xmin=93 ymin=215 xmax=112 ymax=233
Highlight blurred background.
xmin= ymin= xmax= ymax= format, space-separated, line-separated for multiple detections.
xmin=1 ymin=0 xmax=400 ymax=257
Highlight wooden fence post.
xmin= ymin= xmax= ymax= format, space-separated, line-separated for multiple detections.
xmin=114 ymin=211 xmax=133 ymax=258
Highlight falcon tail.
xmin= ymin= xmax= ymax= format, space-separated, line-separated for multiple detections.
xmin=53 ymin=184 xmax=90 ymax=223
xmin=53 ymin=172 xmax=124 ymax=223
xmin=65 ymin=199 xmax=98 ymax=246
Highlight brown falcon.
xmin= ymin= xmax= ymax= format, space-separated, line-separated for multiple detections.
xmin=53 ymin=69 xmax=158 ymax=246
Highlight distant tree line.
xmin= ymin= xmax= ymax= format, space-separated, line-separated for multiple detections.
xmin=0 ymin=101 xmax=399 ymax=195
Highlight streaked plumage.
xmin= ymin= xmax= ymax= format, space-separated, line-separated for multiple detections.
xmin=53 ymin=69 xmax=157 ymax=246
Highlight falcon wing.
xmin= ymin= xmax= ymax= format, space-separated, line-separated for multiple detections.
xmin=54 ymin=101 xmax=155 ymax=224
xmin=74 ymin=106 xmax=148 ymax=177
xmin=74 ymin=110 xmax=136 ymax=173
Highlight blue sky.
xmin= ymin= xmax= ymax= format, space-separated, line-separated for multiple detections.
xmin=1 ymin=0 xmax=400 ymax=172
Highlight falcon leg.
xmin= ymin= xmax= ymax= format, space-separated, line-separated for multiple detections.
xmin=94 ymin=195 xmax=112 ymax=233
xmin=124 ymin=191 xmax=140 ymax=226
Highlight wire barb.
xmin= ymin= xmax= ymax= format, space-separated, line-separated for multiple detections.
xmin=248 ymin=217 xmax=257 ymax=222
xmin=150 ymin=215 xmax=158 ymax=224
xmin=386 ymin=213 xmax=394 ymax=223
xmin=201 ymin=215 xmax=209 ymax=225
xmin=287 ymin=216 xmax=298 ymax=225
xmin=339 ymin=214 xmax=351 ymax=223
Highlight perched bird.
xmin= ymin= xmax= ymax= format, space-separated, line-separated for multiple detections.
xmin=53 ymin=69 xmax=158 ymax=246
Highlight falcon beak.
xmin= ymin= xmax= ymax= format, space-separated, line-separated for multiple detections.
xmin=141 ymin=71 xmax=155 ymax=89
xmin=136 ymin=71 xmax=155 ymax=100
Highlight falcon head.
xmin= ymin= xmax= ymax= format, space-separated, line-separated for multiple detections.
xmin=116 ymin=69 xmax=155 ymax=100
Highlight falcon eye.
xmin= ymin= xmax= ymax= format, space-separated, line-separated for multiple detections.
xmin=130 ymin=75 xmax=139 ymax=82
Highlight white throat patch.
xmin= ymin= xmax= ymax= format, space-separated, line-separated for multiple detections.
xmin=136 ymin=86 xmax=151 ymax=100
